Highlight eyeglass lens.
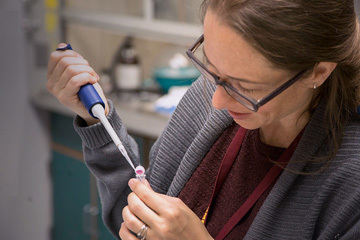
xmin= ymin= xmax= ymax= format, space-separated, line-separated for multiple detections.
xmin=189 ymin=57 xmax=256 ymax=111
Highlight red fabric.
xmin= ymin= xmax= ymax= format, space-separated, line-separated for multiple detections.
xmin=178 ymin=123 xmax=286 ymax=239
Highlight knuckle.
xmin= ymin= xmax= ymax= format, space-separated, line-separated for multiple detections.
xmin=167 ymin=207 xmax=180 ymax=220
xmin=49 ymin=51 xmax=60 ymax=61
xmin=65 ymin=65 xmax=79 ymax=76
xmin=173 ymin=197 xmax=184 ymax=205
xmin=130 ymin=201 xmax=142 ymax=214
xmin=84 ymin=72 xmax=93 ymax=79
xmin=125 ymin=218 xmax=137 ymax=231
xmin=118 ymin=223 xmax=125 ymax=238
xmin=68 ymin=76 xmax=80 ymax=86
xmin=158 ymin=223 xmax=171 ymax=236
xmin=127 ymin=192 xmax=135 ymax=203
xmin=122 ymin=205 xmax=129 ymax=218
xmin=127 ymin=193 xmax=142 ymax=213
xmin=57 ymin=93 xmax=67 ymax=105
xmin=46 ymin=81 xmax=53 ymax=92
xmin=58 ymin=57 xmax=70 ymax=69
xmin=140 ymin=192 xmax=151 ymax=203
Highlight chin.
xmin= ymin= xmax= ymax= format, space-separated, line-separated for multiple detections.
xmin=233 ymin=119 xmax=260 ymax=130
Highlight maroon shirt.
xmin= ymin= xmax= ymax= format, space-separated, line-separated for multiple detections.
xmin=178 ymin=123 xmax=286 ymax=239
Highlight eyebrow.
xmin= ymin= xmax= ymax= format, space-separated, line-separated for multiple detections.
xmin=202 ymin=47 xmax=269 ymax=85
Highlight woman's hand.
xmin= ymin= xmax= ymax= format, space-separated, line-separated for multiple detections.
xmin=47 ymin=43 xmax=109 ymax=125
xmin=119 ymin=179 xmax=213 ymax=240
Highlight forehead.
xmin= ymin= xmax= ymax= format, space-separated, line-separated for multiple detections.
xmin=203 ymin=10 xmax=276 ymax=77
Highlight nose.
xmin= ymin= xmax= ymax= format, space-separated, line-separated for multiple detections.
xmin=212 ymin=85 xmax=233 ymax=110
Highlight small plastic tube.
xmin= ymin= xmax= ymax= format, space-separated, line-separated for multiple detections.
xmin=135 ymin=166 xmax=146 ymax=183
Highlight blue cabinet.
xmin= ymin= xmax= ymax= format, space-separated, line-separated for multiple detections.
xmin=50 ymin=113 xmax=116 ymax=240
xmin=52 ymin=152 xmax=91 ymax=240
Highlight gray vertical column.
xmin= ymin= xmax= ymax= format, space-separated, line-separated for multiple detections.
xmin=0 ymin=0 xmax=51 ymax=239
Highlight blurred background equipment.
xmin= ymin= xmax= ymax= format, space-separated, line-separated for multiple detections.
xmin=113 ymin=36 xmax=142 ymax=91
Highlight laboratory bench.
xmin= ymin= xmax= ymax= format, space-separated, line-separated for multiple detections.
xmin=33 ymin=90 xmax=170 ymax=139
xmin=32 ymin=90 xmax=170 ymax=240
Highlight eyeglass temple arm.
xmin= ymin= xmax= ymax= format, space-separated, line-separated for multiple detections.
xmin=257 ymin=69 xmax=308 ymax=107
xmin=189 ymin=34 xmax=204 ymax=52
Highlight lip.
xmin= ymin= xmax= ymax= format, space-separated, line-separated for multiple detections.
xmin=227 ymin=109 xmax=252 ymax=120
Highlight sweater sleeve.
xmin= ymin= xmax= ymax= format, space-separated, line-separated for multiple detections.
xmin=73 ymin=100 xmax=140 ymax=239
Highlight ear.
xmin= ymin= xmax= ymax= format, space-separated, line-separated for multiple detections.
xmin=307 ymin=62 xmax=337 ymax=89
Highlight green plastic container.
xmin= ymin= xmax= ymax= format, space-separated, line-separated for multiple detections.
xmin=154 ymin=67 xmax=200 ymax=92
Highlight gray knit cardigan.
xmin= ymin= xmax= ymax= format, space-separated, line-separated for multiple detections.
xmin=74 ymin=77 xmax=360 ymax=240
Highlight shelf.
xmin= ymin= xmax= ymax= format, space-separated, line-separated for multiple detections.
xmin=32 ymin=91 xmax=170 ymax=139
xmin=62 ymin=8 xmax=202 ymax=46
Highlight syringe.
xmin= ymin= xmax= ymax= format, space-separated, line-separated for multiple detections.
xmin=56 ymin=44 xmax=141 ymax=173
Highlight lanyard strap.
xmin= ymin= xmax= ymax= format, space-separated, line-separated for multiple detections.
xmin=202 ymin=127 xmax=247 ymax=224
xmin=214 ymin=129 xmax=303 ymax=240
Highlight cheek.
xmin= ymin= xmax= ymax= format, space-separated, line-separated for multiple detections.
xmin=259 ymin=86 xmax=312 ymax=118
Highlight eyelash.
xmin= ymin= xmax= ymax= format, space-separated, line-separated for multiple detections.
xmin=216 ymin=74 xmax=257 ymax=93
xmin=206 ymin=63 xmax=259 ymax=93
xmin=237 ymin=84 xmax=256 ymax=93
xmin=229 ymin=80 xmax=257 ymax=93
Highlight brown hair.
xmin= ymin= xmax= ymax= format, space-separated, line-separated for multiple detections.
xmin=200 ymin=0 xmax=360 ymax=169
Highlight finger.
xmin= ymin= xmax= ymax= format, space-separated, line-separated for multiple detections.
xmin=51 ymin=56 xmax=91 ymax=81
xmin=122 ymin=206 xmax=145 ymax=234
xmin=55 ymin=43 xmax=85 ymax=58
xmin=143 ymin=179 xmax=152 ymax=189
xmin=119 ymin=222 xmax=138 ymax=240
xmin=121 ymin=212 xmax=155 ymax=240
xmin=127 ymin=191 xmax=160 ymax=228
xmin=53 ymin=65 xmax=98 ymax=93
xmin=129 ymin=178 xmax=169 ymax=215
xmin=55 ymin=72 xmax=97 ymax=104
xmin=47 ymin=57 xmax=92 ymax=91
xmin=48 ymin=49 xmax=79 ymax=76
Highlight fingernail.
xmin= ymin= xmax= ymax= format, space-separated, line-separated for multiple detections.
xmin=57 ymin=43 xmax=67 ymax=48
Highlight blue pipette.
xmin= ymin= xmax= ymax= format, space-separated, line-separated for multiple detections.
xmin=56 ymin=44 xmax=136 ymax=171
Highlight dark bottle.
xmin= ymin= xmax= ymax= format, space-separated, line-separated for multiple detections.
xmin=112 ymin=36 xmax=141 ymax=90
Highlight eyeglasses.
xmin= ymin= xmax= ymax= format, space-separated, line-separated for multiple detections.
xmin=186 ymin=34 xmax=308 ymax=112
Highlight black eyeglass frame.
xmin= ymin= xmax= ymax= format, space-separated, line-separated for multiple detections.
xmin=186 ymin=34 xmax=308 ymax=112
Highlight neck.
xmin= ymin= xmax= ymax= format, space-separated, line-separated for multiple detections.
xmin=259 ymin=112 xmax=310 ymax=148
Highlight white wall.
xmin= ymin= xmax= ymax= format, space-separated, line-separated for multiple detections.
xmin=0 ymin=0 xmax=52 ymax=239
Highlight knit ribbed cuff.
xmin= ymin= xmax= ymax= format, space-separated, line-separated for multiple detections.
xmin=73 ymin=100 xmax=123 ymax=149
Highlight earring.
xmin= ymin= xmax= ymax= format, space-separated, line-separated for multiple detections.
xmin=313 ymin=83 xmax=317 ymax=90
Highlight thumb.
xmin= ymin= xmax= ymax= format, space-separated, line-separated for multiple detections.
xmin=57 ymin=43 xmax=68 ymax=49
xmin=56 ymin=43 xmax=84 ymax=59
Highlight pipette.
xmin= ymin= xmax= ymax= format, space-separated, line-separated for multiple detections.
xmin=56 ymin=44 xmax=141 ymax=173
xmin=91 ymin=104 xmax=135 ymax=170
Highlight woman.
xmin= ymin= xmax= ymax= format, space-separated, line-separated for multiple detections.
xmin=47 ymin=0 xmax=360 ymax=239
